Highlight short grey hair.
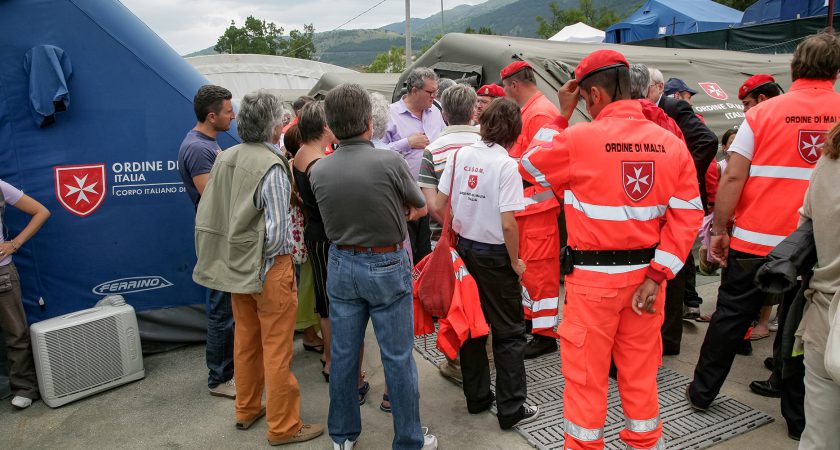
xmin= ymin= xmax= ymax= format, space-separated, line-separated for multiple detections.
xmin=629 ymin=63 xmax=651 ymax=99
xmin=436 ymin=78 xmax=456 ymax=98
xmin=405 ymin=67 xmax=438 ymax=92
xmin=369 ymin=92 xmax=391 ymax=141
xmin=649 ymin=68 xmax=664 ymax=85
xmin=325 ymin=83 xmax=372 ymax=140
xmin=237 ymin=90 xmax=284 ymax=143
xmin=441 ymin=84 xmax=477 ymax=125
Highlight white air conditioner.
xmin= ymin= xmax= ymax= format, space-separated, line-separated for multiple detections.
xmin=30 ymin=296 xmax=144 ymax=407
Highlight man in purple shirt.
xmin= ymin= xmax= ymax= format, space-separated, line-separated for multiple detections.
xmin=384 ymin=67 xmax=446 ymax=263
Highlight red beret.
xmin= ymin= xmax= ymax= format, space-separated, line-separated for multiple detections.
xmin=476 ymin=84 xmax=505 ymax=97
xmin=739 ymin=74 xmax=776 ymax=100
xmin=500 ymin=61 xmax=532 ymax=80
xmin=574 ymin=50 xmax=629 ymax=84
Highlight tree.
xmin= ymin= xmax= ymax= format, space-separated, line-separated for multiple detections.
xmin=536 ymin=0 xmax=620 ymax=39
xmin=367 ymin=46 xmax=406 ymax=73
xmin=465 ymin=26 xmax=495 ymax=35
xmin=214 ymin=16 xmax=316 ymax=60
xmin=714 ymin=0 xmax=753 ymax=11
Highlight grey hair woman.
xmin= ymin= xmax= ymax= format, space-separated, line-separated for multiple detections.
xmin=237 ymin=89 xmax=285 ymax=144
xmin=369 ymin=92 xmax=391 ymax=147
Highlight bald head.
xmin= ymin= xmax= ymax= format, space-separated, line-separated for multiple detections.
xmin=647 ymin=68 xmax=664 ymax=103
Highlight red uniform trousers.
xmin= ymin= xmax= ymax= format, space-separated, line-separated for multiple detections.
xmin=560 ymin=281 xmax=665 ymax=450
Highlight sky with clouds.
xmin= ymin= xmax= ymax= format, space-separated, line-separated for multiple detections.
xmin=120 ymin=0 xmax=487 ymax=55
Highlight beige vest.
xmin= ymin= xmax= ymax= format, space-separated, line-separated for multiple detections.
xmin=193 ymin=142 xmax=283 ymax=294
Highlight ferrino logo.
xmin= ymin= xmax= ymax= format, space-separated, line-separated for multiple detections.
xmin=92 ymin=276 xmax=174 ymax=295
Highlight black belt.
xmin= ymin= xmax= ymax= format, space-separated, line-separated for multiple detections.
xmin=457 ymin=236 xmax=507 ymax=253
xmin=561 ymin=247 xmax=656 ymax=274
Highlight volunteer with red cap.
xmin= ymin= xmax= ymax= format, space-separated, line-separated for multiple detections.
xmin=520 ymin=50 xmax=703 ymax=450
xmin=687 ymin=34 xmax=840 ymax=441
xmin=501 ymin=61 xmax=560 ymax=160
xmin=475 ymin=83 xmax=505 ymax=121
xmin=739 ymin=74 xmax=784 ymax=112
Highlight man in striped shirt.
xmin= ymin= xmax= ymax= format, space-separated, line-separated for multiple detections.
xmin=418 ymin=84 xmax=481 ymax=244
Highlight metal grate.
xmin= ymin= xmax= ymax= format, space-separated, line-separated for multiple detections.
xmin=44 ymin=316 xmax=125 ymax=397
xmin=414 ymin=332 xmax=774 ymax=450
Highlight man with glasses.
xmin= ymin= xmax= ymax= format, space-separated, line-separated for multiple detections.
xmin=385 ymin=67 xmax=446 ymax=263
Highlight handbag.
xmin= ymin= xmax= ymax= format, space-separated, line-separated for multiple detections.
xmin=290 ymin=205 xmax=308 ymax=264
xmin=825 ymin=290 xmax=840 ymax=384
xmin=415 ymin=150 xmax=460 ymax=318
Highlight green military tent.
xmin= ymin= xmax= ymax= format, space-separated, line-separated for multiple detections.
xmin=308 ymin=72 xmax=402 ymax=100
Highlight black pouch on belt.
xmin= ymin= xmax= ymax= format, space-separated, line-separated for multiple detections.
xmin=560 ymin=246 xmax=574 ymax=275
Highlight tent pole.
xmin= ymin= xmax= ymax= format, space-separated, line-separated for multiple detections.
xmin=829 ymin=0 xmax=835 ymax=33
xmin=405 ymin=0 xmax=412 ymax=65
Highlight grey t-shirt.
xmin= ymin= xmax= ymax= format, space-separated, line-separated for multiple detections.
xmin=178 ymin=130 xmax=221 ymax=207
xmin=310 ymin=137 xmax=425 ymax=247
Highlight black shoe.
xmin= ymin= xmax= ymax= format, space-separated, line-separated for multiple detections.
xmin=788 ymin=431 xmax=802 ymax=441
xmin=736 ymin=341 xmax=753 ymax=356
xmin=467 ymin=391 xmax=495 ymax=415
xmin=663 ymin=348 xmax=680 ymax=356
xmin=500 ymin=404 xmax=541 ymax=430
xmin=749 ymin=379 xmax=781 ymax=398
xmin=683 ymin=306 xmax=701 ymax=320
xmin=764 ymin=357 xmax=775 ymax=371
xmin=685 ymin=384 xmax=709 ymax=412
xmin=524 ymin=335 xmax=557 ymax=359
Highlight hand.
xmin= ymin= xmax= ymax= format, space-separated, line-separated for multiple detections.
xmin=407 ymin=133 xmax=430 ymax=149
xmin=558 ymin=79 xmax=580 ymax=120
xmin=0 ymin=241 xmax=17 ymax=257
xmin=512 ymin=259 xmax=526 ymax=278
xmin=709 ymin=233 xmax=730 ymax=267
xmin=405 ymin=206 xmax=426 ymax=222
xmin=631 ymin=277 xmax=660 ymax=315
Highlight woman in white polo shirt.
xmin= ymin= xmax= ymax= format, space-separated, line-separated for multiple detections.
xmin=436 ymin=97 xmax=539 ymax=430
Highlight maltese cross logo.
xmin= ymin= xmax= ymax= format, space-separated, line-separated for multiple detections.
xmin=54 ymin=164 xmax=107 ymax=217
xmin=622 ymin=161 xmax=654 ymax=202
xmin=698 ymin=82 xmax=729 ymax=101
xmin=798 ymin=130 xmax=826 ymax=164
xmin=468 ymin=174 xmax=478 ymax=189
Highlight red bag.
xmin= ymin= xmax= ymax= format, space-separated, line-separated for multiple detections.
xmin=414 ymin=151 xmax=459 ymax=318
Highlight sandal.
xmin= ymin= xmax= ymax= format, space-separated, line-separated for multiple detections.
xmin=750 ymin=331 xmax=770 ymax=341
xmin=303 ymin=342 xmax=325 ymax=354
xmin=695 ymin=313 xmax=712 ymax=322
xmin=379 ymin=393 xmax=391 ymax=413
xmin=358 ymin=381 xmax=370 ymax=406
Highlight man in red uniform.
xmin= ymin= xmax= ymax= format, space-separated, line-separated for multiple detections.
xmin=688 ymin=34 xmax=840 ymax=441
xmin=520 ymin=50 xmax=703 ymax=450
xmin=501 ymin=60 xmax=562 ymax=357
xmin=502 ymin=61 xmax=560 ymax=159
xmin=475 ymin=83 xmax=505 ymax=121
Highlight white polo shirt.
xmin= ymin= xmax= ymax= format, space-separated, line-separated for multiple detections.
xmin=439 ymin=140 xmax=524 ymax=245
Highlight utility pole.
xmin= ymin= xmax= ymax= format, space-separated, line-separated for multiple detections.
xmin=441 ymin=0 xmax=445 ymax=36
xmin=829 ymin=0 xmax=835 ymax=32
xmin=405 ymin=0 xmax=412 ymax=66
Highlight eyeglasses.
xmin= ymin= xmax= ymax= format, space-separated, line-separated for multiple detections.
xmin=420 ymin=88 xmax=437 ymax=97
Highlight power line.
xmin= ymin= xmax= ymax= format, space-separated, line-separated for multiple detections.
xmin=279 ymin=0 xmax=390 ymax=58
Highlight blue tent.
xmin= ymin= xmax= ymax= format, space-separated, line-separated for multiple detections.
xmin=0 ymin=0 xmax=240 ymax=347
xmin=741 ymin=0 xmax=840 ymax=25
xmin=605 ymin=0 xmax=744 ymax=44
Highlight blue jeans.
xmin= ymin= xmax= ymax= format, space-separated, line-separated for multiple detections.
xmin=327 ymin=245 xmax=423 ymax=450
xmin=206 ymin=288 xmax=234 ymax=388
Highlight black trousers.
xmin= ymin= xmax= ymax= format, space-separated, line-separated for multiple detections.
xmin=406 ymin=215 xmax=432 ymax=265
xmin=690 ymin=250 xmax=769 ymax=407
xmin=662 ymin=263 xmax=687 ymax=354
xmin=456 ymin=239 xmax=527 ymax=429
xmin=771 ymin=288 xmax=806 ymax=437
xmin=683 ymin=253 xmax=703 ymax=308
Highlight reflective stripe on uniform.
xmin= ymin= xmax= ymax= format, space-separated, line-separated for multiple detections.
xmin=565 ymin=191 xmax=666 ymax=222
xmin=523 ymin=189 xmax=556 ymax=206
xmin=530 ymin=296 xmax=559 ymax=313
xmin=564 ymin=419 xmax=604 ymax=442
xmin=574 ymin=263 xmax=649 ymax=274
xmin=626 ymin=436 xmax=665 ymax=450
xmin=521 ymin=149 xmax=551 ymax=188
xmin=732 ymin=226 xmax=786 ymax=248
xmin=625 ymin=415 xmax=660 ymax=433
xmin=749 ymin=165 xmax=813 ymax=181
xmin=533 ymin=127 xmax=560 ymax=142
xmin=653 ymin=249 xmax=684 ymax=275
xmin=532 ymin=315 xmax=558 ymax=330
xmin=668 ymin=196 xmax=703 ymax=210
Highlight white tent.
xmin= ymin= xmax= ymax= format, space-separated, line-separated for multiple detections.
xmin=185 ymin=54 xmax=355 ymax=102
xmin=548 ymin=22 xmax=605 ymax=43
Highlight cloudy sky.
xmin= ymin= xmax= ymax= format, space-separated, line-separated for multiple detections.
xmin=120 ymin=0 xmax=487 ymax=55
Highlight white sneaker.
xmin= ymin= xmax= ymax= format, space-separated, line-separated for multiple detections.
xmin=422 ymin=434 xmax=438 ymax=450
xmin=11 ymin=396 xmax=32 ymax=409
xmin=769 ymin=317 xmax=779 ymax=332
xmin=516 ymin=404 xmax=541 ymax=426
xmin=333 ymin=440 xmax=356 ymax=450
xmin=209 ymin=378 xmax=236 ymax=399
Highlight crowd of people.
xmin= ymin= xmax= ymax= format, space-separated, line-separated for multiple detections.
xmin=1 ymin=29 xmax=839 ymax=450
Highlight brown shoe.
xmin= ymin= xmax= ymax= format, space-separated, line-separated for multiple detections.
xmin=235 ymin=406 xmax=266 ymax=430
xmin=268 ymin=423 xmax=324 ymax=446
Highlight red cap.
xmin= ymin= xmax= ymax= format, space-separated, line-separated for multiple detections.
xmin=574 ymin=50 xmax=629 ymax=84
xmin=739 ymin=74 xmax=776 ymax=100
xmin=476 ymin=84 xmax=505 ymax=97
xmin=500 ymin=61 xmax=532 ymax=80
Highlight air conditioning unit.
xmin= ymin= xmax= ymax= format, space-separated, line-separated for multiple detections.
xmin=30 ymin=296 xmax=144 ymax=407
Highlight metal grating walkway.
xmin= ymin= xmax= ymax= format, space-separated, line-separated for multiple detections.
xmin=413 ymin=333 xmax=774 ymax=450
